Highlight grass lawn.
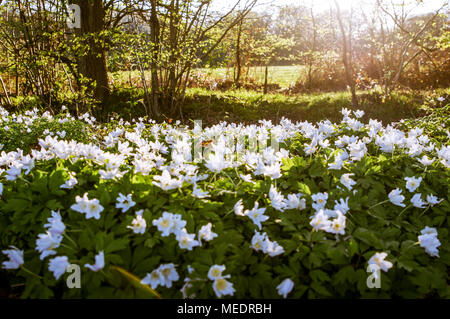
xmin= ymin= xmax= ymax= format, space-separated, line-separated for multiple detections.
xmin=104 ymin=86 xmax=448 ymax=126
xmin=193 ymin=65 xmax=306 ymax=88
xmin=181 ymin=87 xmax=449 ymax=126
xmin=111 ymin=65 xmax=306 ymax=89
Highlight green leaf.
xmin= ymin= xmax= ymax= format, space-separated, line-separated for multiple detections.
xmin=297 ymin=182 xmax=311 ymax=196
xmin=353 ymin=228 xmax=384 ymax=249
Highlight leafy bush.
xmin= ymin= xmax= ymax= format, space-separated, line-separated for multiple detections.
xmin=0 ymin=103 xmax=449 ymax=299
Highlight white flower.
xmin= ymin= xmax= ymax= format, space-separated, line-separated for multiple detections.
xmin=404 ymin=176 xmax=422 ymax=192
xmin=389 ymin=189 xmax=405 ymax=207
xmin=426 ymin=194 xmax=443 ymax=206
xmin=152 ymin=170 xmax=183 ymax=190
xmin=2 ymin=246 xmax=24 ymax=269
xmin=251 ymin=231 xmax=269 ymax=252
xmin=192 ymin=184 xmax=209 ymax=198
xmin=158 ymin=263 xmax=179 ymax=288
xmin=115 ymin=193 xmax=136 ymax=213
xmin=340 ymin=173 xmax=356 ymax=191
xmin=421 ymin=226 xmax=438 ymax=236
xmin=418 ymin=227 xmax=440 ymax=257
xmin=84 ymin=251 xmax=105 ymax=272
xmin=36 ymin=231 xmax=63 ymax=260
xmin=70 ymin=193 xmax=90 ymax=213
xmin=368 ymin=252 xmax=393 ymax=274
xmin=328 ymin=150 xmax=348 ymax=170
xmin=269 ymin=185 xmax=286 ymax=211
xmin=310 ymin=209 xmax=331 ymax=231
xmin=70 ymin=193 xmax=103 ymax=220
xmin=141 ymin=269 xmax=162 ymax=289
xmin=353 ymin=110 xmax=365 ymax=119
xmin=417 ymin=155 xmax=434 ymax=166
xmin=60 ymin=175 xmax=77 ymax=189
xmin=205 ymin=153 xmax=231 ymax=173
xmin=411 ymin=193 xmax=427 ymax=208
xmin=152 ymin=212 xmax=176 ymax=237
xmin=85 ymin=198 xmax=103 ymax=219
xmin=208 ymin=265 xmax=229 ymax=281
xmin=311 ymin=192 xmax=328 ymax=211
xmin=181 ymin=281 xmax=194 ymax=299
xmin=99 ymin=168 xmax=123 ymax=180
xmin=128 ymin=210 xmax=146 ymax=234
xmin=347 ymin=141 xmax=367 ymax=161
xmin=239 ymin=174 xmax=253 ymax=183
xmin=5 ymin=165 xmax=22 ymax=181
xmin=244 ymin=202 xmax=269 ymax=230
xmin=334 ymin=197 xmax=349 ymax=214
xmin=0 ymin=182 xmax=3 ymax=196
xmin=277 ymin=278 xmax=294 ymax=298
xmin=171 ymin=214 xmax=187 ymax=235
xmin=44 ymin=210 xmax=65 ymax=236
xmin=266 ymin=240 xmax=285 ymax=257
xmin=48 ymin=256 xmax=70 ymax=280
xmin=285 ymin=193 xmax=306 ymax=210
xmin=176 ymin=228 xmax=200 ymax=250
xmin=198 ymin=223 xmax=218 ymax=242
xmin=324 ymin=211 xmax=346 ymax=235
xmin=234 ymin=199 xmax=244 ymax=216
xmin=212 ymin=278 xmax=235 ymax=298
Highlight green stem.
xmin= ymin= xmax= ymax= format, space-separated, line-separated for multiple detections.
xmin=223 ymin=171 xmax=236 ymax=188
xmin=368 ymin=199 xmax=390 ymax=210
xmin=60 ymin=243 xmax=77 ymax=252
xmin=66 ymin=229 xmax=83 ymax=233
xmin=21 ymin=266 xmax=42 ymax=279
xmin=63 ymin=233 xmax=79 ymax=248
xmin=398 ymin=204 xmax=412 ymax=217
xmin=419 ymin=206 xmax=431 ymax=217
xmin=19 ymin=177 xmax=30 ymax=185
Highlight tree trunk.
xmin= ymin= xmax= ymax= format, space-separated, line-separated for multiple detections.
xmin=263 ymin=65 xmax=268 ymax=94
xmin=234 ymin=18 xmax=243 ymax=87
xmin=307 ymin=6 xmax=317 ymax=90
xmin=74 ymin=0 xmax=110 ymax=105
xmin=335 ymin=1 xmax=358 ymax=108
xmin=150 ymin=0 xmax=161 ymax=119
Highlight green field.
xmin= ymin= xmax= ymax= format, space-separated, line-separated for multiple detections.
xmin=111 ymin=65 xmax=306 ymax=89
xmin=193 ymin=65 xmax=306 ymax=88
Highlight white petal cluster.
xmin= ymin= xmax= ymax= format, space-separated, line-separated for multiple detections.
xmin=70 ymin=193 xmax=104 ymax=220
xmin=2 ymin=246 xmax=24 ymax=269
xmin=141 ymin=263 xmax=179 ymax=289
xmin=251 ymin=230 xmax=285 ymax=257
xmin=36 ymin=210 xmax=65 ymax=260
xmin=207 ymin=264 xmax=235 ymax=298
xmin=418 ymin=227 xmax=440 ymax=257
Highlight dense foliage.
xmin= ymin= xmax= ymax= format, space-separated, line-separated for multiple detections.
xmin=0 ymin=101 xmax=449 ymax=299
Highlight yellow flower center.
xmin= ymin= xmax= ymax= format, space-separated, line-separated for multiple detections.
xmin=151 ymin=272 xmax=159 ymax=280
xmin=211 ymin=268 xmax=221 ymax=277
xmin=161 ymin=219 xmax=170 ymax=228
xmin=215 ymin=278 xmax=227 ymax=291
